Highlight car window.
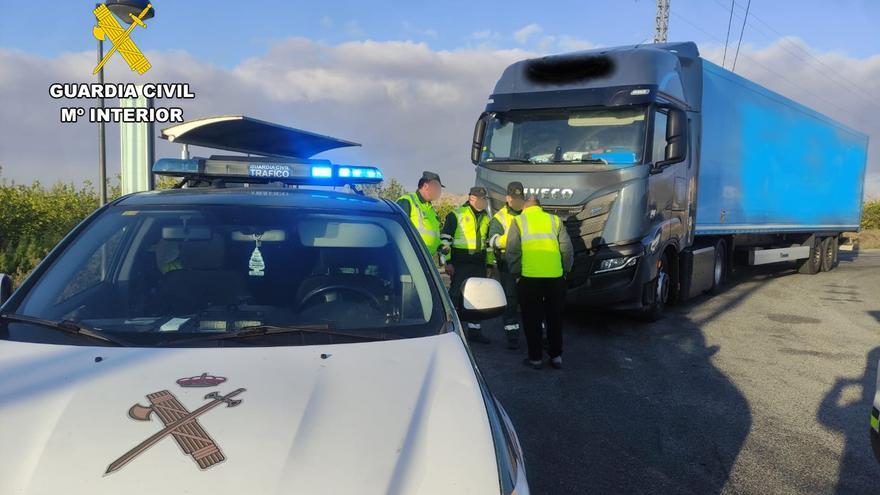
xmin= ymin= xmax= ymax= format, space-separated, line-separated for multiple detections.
xmin=5 ymin=204 xmax=443 ymax=347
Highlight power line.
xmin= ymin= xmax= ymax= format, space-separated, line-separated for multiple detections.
xmin=722 ymin=0 xmax=735 ymax=67
xmin=731 ymin=0 xmax=751 ymax=71
xmin=712 ymin=0 xmax=878 ymax=107
xmin=669 ymin=10 xmax=852 ymax=117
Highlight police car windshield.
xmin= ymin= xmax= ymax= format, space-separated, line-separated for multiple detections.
xmin=4 ymin=204 xmax=444 ymax=347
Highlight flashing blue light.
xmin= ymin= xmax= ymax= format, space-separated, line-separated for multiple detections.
xmin=311 ymin=166 xmax=333 ymax=178
xmin=152 ymin=157 xmax=384 ymax=186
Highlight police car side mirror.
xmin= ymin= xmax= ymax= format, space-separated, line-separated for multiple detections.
xmin=460 ymin=277 xmax=507 ymax=321
xmin=0 ymin=274 xmax=12 ymax=307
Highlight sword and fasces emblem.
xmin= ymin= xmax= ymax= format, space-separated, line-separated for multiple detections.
xmin=106 ymin=373 xmax=245 ymax=475
xmin=92 ymin=3 xmax=153 ymax=75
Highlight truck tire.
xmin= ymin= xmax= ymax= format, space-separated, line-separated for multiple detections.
xmin=643 ymin=253 xmax=670 ymax=322
xmin=709 ymin=239 xmax=727 ymax=294
xmin=797 ymin=237 xmax=821 ymax=275
xmin=820 ymin=237 xmax=835 ymax=272
xmin=831 ymin=236 xmax=840 ymax=269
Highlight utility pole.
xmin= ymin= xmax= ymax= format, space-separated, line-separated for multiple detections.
xmin=654 ymin=0 xmax=670 ymax=44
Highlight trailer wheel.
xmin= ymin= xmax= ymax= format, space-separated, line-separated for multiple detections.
xmin=831 ymin=236 xmax=840 ymax=269
xmin=820 ymin=237 xmax=835 ymax=272
xmin=797 ymin=237 xmax=821 ymax=275
xmin=709 ymin=239 xmax=727 ymax=294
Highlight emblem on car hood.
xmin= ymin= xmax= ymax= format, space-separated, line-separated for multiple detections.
xmin=105 ymin=374 xmax=245 ymax=475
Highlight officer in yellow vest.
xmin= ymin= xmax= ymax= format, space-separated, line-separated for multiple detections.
xmin=441 ymin=186 xmax=493 ymax=344
xmin=506 ymin=195 xmax=574 ymax=369
xmin=487 ymin=181 xmax=526 ymax=349
xmin=397 ymin=171 xmax=443 ymax=258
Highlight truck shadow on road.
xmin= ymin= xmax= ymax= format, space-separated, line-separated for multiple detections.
xmin=817 ymin=346 xmax=880 ymax=494
xmin=470 ymin=266 xmax=808 ymax=494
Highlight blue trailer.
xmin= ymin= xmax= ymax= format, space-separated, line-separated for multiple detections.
xmin=471 ymin=42 xmax=869 ymax=320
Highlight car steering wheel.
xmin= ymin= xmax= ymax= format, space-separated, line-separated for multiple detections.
xmin=298 ymin=285 xmax=385 ymax=313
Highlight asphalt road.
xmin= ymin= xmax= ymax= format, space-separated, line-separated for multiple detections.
xmin=471 ymin=251 xmax=880 ymax=495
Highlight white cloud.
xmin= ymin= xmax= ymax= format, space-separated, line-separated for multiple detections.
xmin=319 ymin=16 xmax=333 ymax=28
xmin=0 ymin=37 xmax=876 ymax=198
xmin=514 ymin=24 xmax=542 ymax=44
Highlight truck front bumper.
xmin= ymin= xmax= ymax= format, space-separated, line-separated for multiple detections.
xmin=565 ymin=242 xmax=655 ymax=310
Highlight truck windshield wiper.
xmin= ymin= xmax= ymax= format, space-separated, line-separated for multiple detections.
xmin=486 ymin=157 xmax=534 ymax=163
xmin=553 ymin=157 xmax=610 ymax=164
xmin=0 ymin=313 xmax=127 ymax=346
xmin=163 ymin=324 xmax=386 ymax=345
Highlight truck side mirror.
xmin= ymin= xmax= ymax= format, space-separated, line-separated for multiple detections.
xmin=662 ymin=108 xmax=688 ymax=166
xmin=471 ymin=114 xmax=489 ymax=165
xmin=0 ymin=274 xmax=12 ymax=306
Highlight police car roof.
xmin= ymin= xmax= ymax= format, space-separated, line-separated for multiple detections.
xmin=115 ymin=186 xmax=396 ymax=213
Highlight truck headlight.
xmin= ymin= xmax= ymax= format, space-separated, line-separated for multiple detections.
xmin=648 ymin=229 xmax=662 ymax=254
xmin=593 ymin=256 xmax=639 ymax=274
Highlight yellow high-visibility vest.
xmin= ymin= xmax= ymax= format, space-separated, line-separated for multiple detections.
xmin=492 ymin=206 xmax=517 ymax=251
xmin=452 ymin=205 xmax=489 ymax=252
xmin=514 ymin=205 xmax=563 ymax=277
xmin=399 ymin=192 xmax=441 ymax=255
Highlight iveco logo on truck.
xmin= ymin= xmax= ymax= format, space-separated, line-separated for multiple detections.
xmin=524 ymin=187 xmax=574 ymax=200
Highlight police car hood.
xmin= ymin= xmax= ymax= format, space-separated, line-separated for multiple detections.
xmin=0 ymin=333 xmax=500 ymax=495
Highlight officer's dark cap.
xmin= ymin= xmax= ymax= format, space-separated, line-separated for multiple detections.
xmin=469 ymin=186 xmax=488 ymax=198
xmin=420 ymin=171 xmax=445 ymax=187
xmin=506 ymin=181 xmax=525 ymax=198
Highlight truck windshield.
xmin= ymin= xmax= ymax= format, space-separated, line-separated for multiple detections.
xmin=482 ymin=106 xmax=647 ymax=165
xmin=2 ymin=205 xmax=444 ymax=347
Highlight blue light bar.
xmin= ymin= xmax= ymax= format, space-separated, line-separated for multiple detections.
xmin=152 ymin=158 xmax=383 ymax=187
xmin=311 ymin=166 xmax=333 ymax=178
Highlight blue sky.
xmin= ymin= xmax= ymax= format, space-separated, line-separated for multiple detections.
xmin=1 ymin=0 xmax=878 ymax=63
xmin=0 ymin=0 xmax=878 ymax=195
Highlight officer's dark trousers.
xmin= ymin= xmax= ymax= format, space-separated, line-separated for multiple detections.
xmin=517 ymin=276 xmax=565 ymax=361
xmin=449 ymin=261 xmax=486 ymax=327
xmin=497 ymin=262 xmax=520 ymax=329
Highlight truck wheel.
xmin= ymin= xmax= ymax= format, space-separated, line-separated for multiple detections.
xmin=797 ymin=237 xmax=821 ymax=275
xmin=820 ymin=237 xmax=835 ymax=272
xmin=643 ymin=253 xmax=670 ymax=322
xmin=831 ymin=236 xmax=839 ymax=269
xmin=709 ymin=239 xmax=727 ymax=294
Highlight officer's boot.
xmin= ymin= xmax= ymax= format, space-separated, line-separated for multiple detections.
xmin=466 ymin=322 xmax=491 ymax=344
xmin=503 ymin=322 xmax=520 ymax=350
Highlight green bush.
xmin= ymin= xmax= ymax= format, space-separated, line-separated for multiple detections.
xmin=862 ymin=200 xmax=880 ymax=230
xmin=0 ymin=176 xmax=111 ymax=285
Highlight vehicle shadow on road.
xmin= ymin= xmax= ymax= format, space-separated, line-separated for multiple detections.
xmin=470 ymin=265 xmax=806 ymax=494
xmin=817 ymin=345 xmax=880 ymax=494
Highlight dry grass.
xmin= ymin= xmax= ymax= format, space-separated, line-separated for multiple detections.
xmin=842 ymin=229 xmax=880 ymax=250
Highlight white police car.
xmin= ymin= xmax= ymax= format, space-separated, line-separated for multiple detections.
xmin=0 ymin=155 xmax=529 ymax=494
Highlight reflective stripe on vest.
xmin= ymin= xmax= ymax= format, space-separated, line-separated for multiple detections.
xmin=492 ymin=206 xmax=516 ymax=251
xmin=516 ymin=206 xmax=563 ymax=277
xmin=399 ymin=192 xmax=441 ymax=255
xmin=452 ymin=206 xmax=488 ymax=253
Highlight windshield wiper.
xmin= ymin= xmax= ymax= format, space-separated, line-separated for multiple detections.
xmin=486 ymin=157 xmax=534 ymax=163
xmin=0 ymin=313 xmax=127 ymax=346
xmin=553 ymin=157 xmax=610 ymax=164
xmin=163 ymin=324 xmax=386 ymax=346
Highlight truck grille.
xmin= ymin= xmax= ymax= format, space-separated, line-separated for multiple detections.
xmin=545 ymin=195 xmax=616 ymax=288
